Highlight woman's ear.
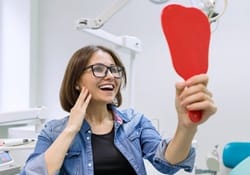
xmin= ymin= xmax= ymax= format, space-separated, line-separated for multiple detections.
xmin=75 ymin=80 xmax=81 ymax=91
xmin=75 ymin=85 xmax=80 ymax=91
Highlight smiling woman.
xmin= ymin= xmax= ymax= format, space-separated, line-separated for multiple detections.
xmin=19 ymin=44 xmax=217 ymax=175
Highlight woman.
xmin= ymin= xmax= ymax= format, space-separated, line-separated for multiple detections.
xmin=20 ymin=45 xmax=217 ymax=175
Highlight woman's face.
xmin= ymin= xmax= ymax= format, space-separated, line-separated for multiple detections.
xmin=78 ymin=50 xmax=122 ymax=105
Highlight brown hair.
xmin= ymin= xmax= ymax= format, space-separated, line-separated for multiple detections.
xmin=59 ymin=45 xmax=127 ymax=112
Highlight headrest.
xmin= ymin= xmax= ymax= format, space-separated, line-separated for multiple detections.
xmin=222 ymin=142 xmax=250 ymax=168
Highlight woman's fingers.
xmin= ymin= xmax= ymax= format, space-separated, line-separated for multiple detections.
xmin=180 ymin=87 xmax=212 ymax=107
xmin=75 ymin=87 xmax=91 ymax=107
xmin=175 ymin=74 xmax=217 ymax=123
xmin=186 ymin=74 xmax=209 ymax=87
xmin=178 ymin=74 xmax=211 ymax=105
xmin=68 ymin=87 xmax=92 ymax=132
xmin=185 ymin=95 xmax=214 ymax=110
xmin=83 ymin=92 xmax=92 ymax=109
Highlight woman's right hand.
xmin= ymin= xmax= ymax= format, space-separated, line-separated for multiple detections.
xmin=66 ymin=87 xmax=92 ymax=133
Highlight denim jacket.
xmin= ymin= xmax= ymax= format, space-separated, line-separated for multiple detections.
xmin=20 ymin=107 xmax=195 ymax=175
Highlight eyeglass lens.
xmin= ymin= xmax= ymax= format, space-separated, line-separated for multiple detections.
xmin=92 ymin=64 xmax=123 ymax=78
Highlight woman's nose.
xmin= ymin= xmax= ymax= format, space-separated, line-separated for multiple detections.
xmin=104 ymin=69 xmax=114 ymax=79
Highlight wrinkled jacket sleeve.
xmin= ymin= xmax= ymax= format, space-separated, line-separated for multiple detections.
xmin=19 ymin=120 xmax=58 ymax=175
xmin=19 ymin=153 xmax=49 ymax=175
xmin=152 ymin=138 xmax=195 ymax=174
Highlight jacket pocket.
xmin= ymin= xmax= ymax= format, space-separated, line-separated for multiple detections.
xmin=65 ymin=151 xmax=81 ymax=158
xmin=127 ymin=128 xmax=142 ymax=153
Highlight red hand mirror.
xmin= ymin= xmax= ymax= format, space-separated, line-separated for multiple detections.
xmin=161 ymin=4 xmax=211 ymax=122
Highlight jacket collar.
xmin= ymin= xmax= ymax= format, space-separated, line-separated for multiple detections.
xmin=79 ymin=105 xmax=130 ymax=133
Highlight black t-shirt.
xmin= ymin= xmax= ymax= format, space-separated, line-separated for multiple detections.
xmin=91 ymin=127 xmax=137 ymax=175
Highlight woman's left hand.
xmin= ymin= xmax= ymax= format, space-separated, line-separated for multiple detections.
xmin=175 ymin=74 xmax=217 ymax=127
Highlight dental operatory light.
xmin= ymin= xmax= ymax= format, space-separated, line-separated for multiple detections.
xmin=191 ymin=0 xmax=228 ymax=23
xmin=192 ymin=0 xmax=228 ymax=31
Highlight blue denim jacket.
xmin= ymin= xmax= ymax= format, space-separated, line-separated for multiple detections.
xmin=20 ymin=107 xmax=195 ymax=175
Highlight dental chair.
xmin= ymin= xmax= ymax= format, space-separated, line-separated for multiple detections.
xmin=222 ymin=142 xmax=250 ymax=174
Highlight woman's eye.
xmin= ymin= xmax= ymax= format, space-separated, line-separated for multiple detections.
xmin=94 ymin=66 xmax=104 ymax=72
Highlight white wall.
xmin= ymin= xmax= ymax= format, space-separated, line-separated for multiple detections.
xmin=0 ymin=0 xmax=31 ymax=111
xmin=1 ymin=0 xmax=250 ymax=173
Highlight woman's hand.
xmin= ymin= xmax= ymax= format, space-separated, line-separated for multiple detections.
xmin=45 ymin=87 xmax=91 ymax=175
xmin=175 ymin=74 xmax=217 ymax=127
xmin=66 ymin=87 xmax=92 ymax=133
xmin=165 ymin=74 xmax=217 ymax=164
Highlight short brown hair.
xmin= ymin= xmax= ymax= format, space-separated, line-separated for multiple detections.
xmin=59 ymin=45 xmax=127 ymax=112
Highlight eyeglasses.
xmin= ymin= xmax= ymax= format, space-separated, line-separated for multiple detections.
xmin=83 ymin=63 xmax=124 ymax=78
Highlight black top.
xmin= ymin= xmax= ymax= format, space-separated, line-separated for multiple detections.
xmin=91 ymin=127 xmax=137 ymax=175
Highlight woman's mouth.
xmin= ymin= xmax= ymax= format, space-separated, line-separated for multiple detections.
xmin=99 ymin=84 xmax=114 ymax=91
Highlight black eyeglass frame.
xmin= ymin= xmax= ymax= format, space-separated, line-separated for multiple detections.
xmin=83 ymin=63 xmax=124 ymax=78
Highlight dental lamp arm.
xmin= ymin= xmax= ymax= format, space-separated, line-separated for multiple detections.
xmin=76 ymin=0 xmax=130 ymax=29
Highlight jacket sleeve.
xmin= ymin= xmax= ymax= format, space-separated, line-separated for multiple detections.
xmin=139 ymin=115 xmax=195 ymax=174
xmin=19 ymin=153 xmax=50 ymax=175
xmin=19 ymin=120 xmax=60 ymax=175
xmin=152 ymin=139 xmax=195 ymax=174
